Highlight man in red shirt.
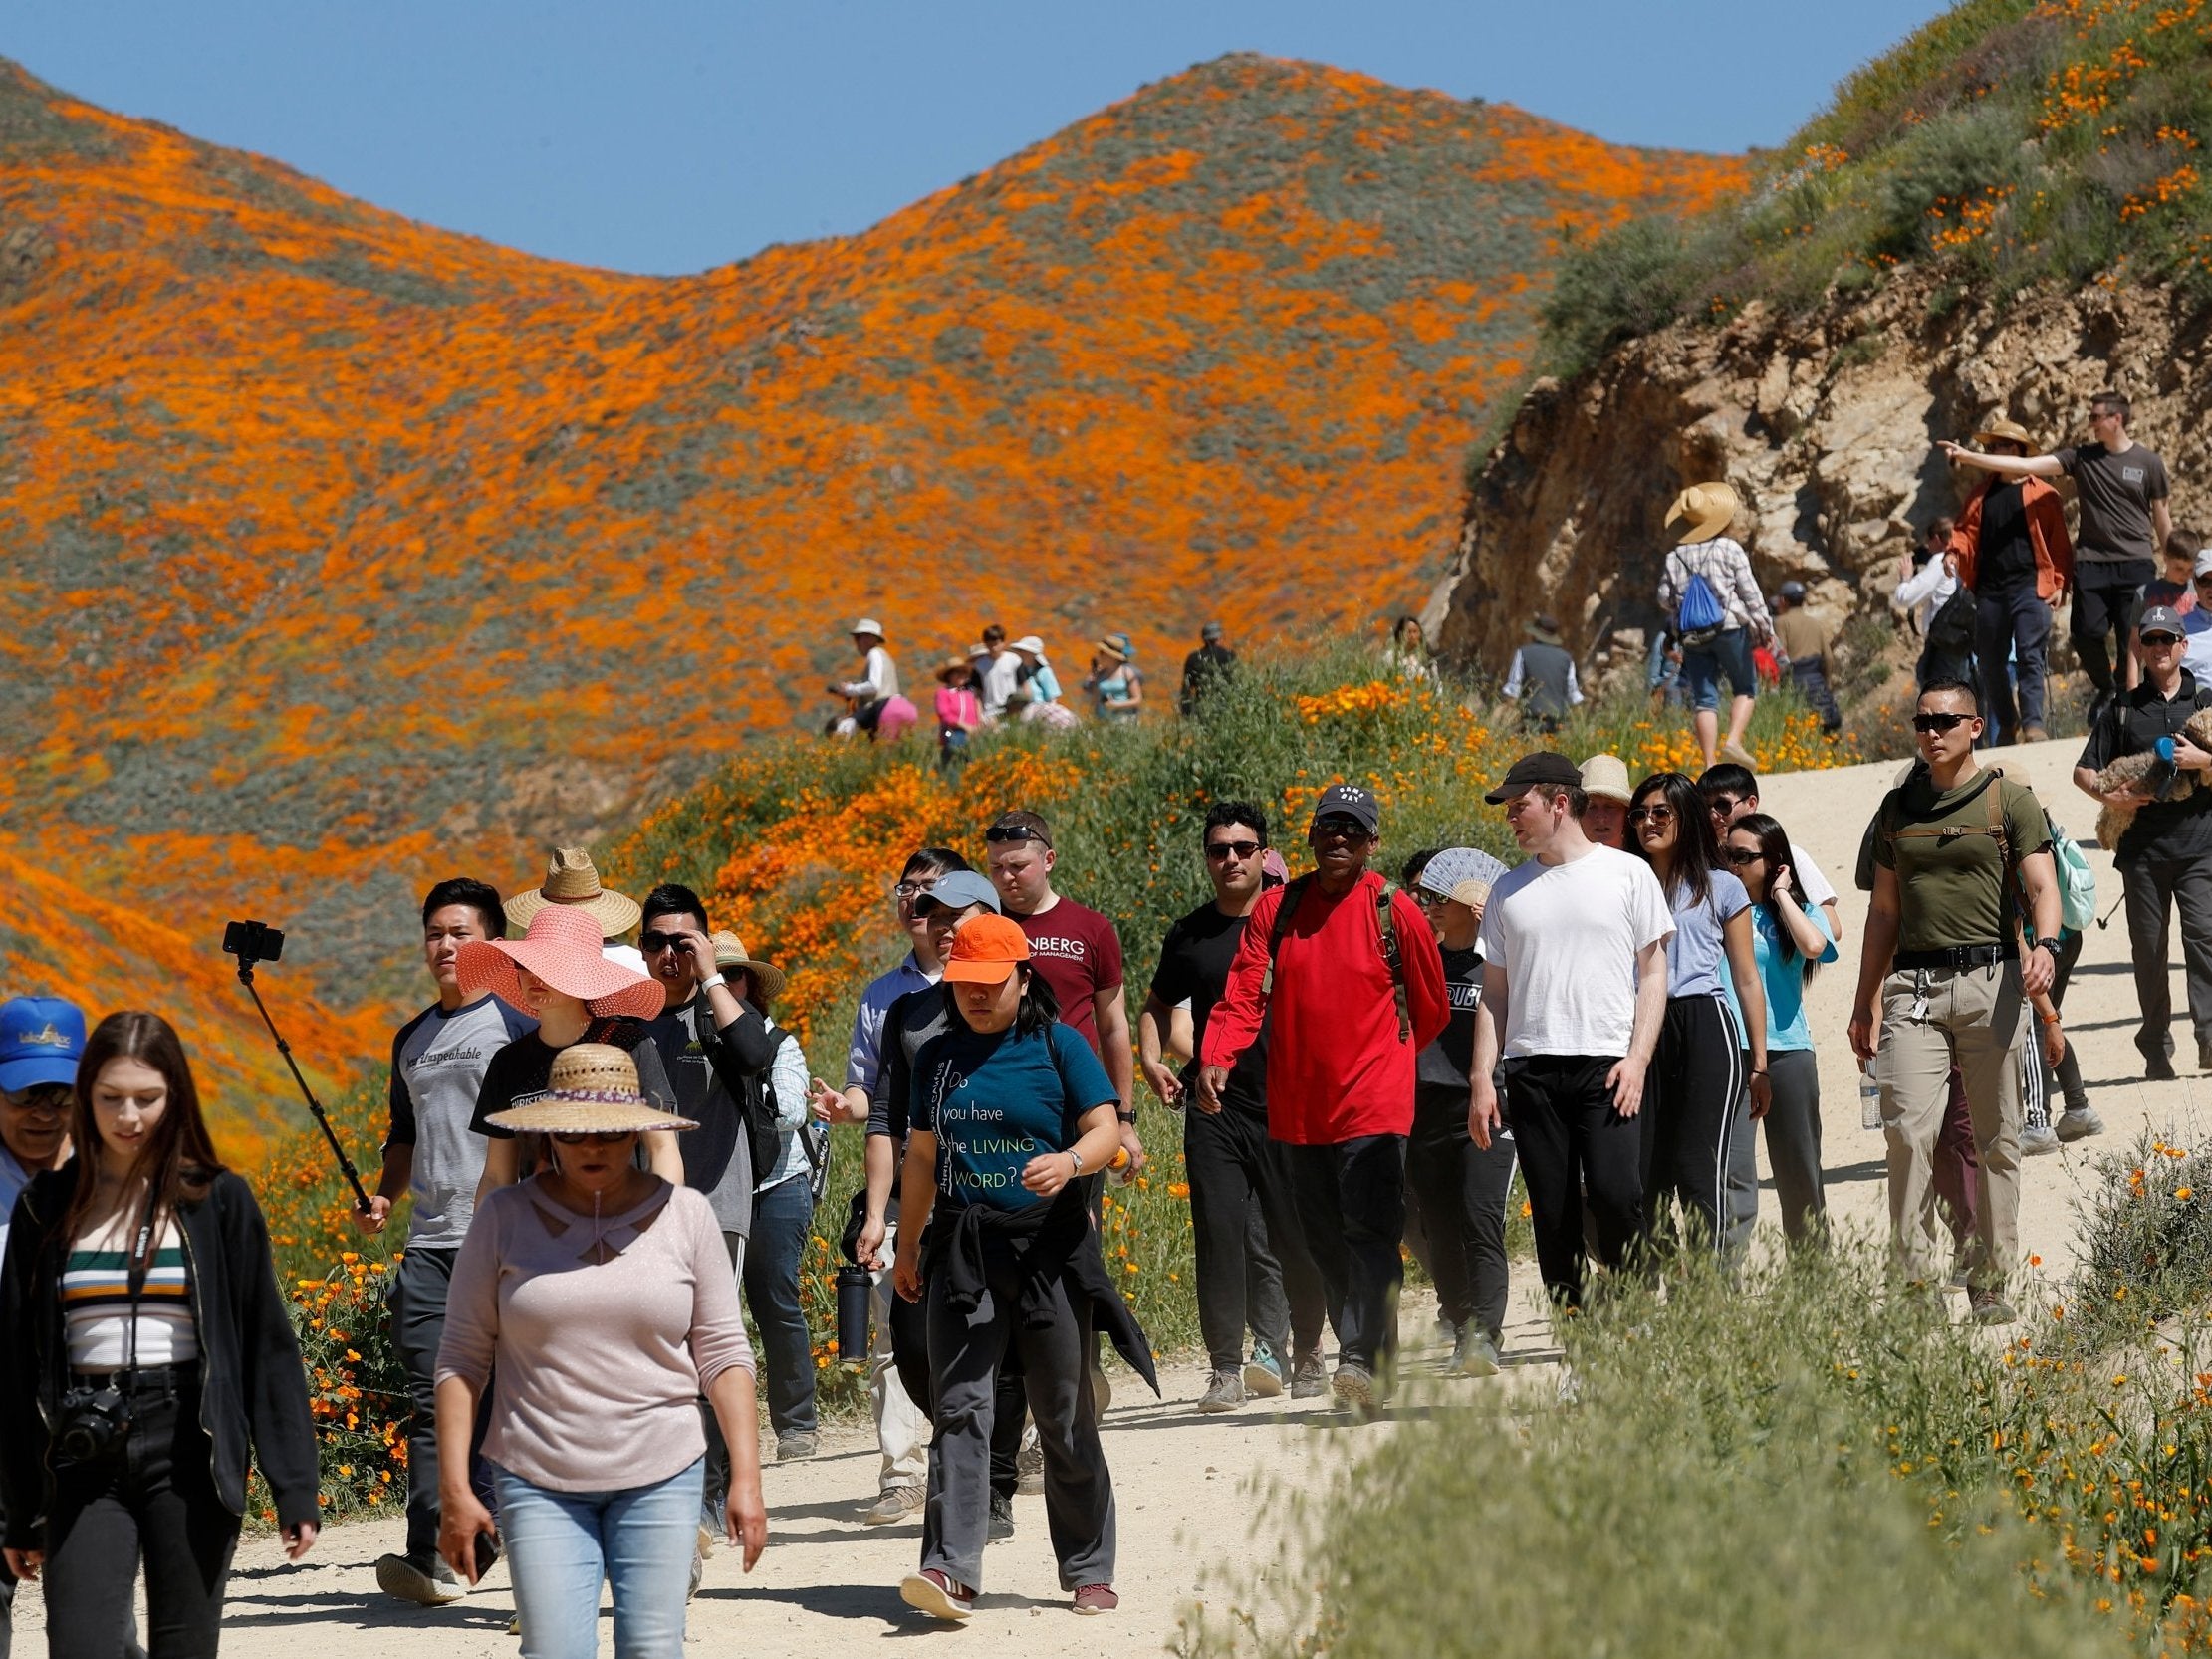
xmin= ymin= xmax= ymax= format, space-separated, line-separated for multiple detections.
xmin=1196 ymin=785 xmax=1448 ymax=1408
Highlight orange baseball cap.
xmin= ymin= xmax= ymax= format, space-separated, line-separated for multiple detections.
xmin=941 ymin=913 xmax=1032 ymax=983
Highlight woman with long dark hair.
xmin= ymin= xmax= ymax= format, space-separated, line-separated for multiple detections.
xmin=1721 ymin=813 xmax=1838 ymax=1246
xmin=891 ymin=915 xmax=1155 ymax=1621
xmin=1626 ymin=772 xmax=1771 ymax=1260
xmin=0 ymin=1012 xmax=318 ymax=1657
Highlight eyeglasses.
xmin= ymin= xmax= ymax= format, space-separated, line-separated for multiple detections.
xmin=638 ymin=931 xmax=689 ymax=954
xmin=1 ymin=1086 xmax=71 ymax=1114
xmin=1725 ymin=846 xmax=1765 ymax=866
xmin=550 ymin=1130 xmax=634 ymax=1146
xmin=1204 ymin=839 xmax=1263 ymax=861
xmin=1911 ymin=711 xmax=1970 ymax=733
xmin=892 ymin=878 xmax=940 ymax=899
xmin=984 ymin=825 xmax=1051 ymax=846
xmin=1627 ymin=804 xmax=1675 ymax=826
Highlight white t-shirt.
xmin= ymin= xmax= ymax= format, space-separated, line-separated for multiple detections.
xmin=1479 ymin=844 xmax=1674 ymax=1059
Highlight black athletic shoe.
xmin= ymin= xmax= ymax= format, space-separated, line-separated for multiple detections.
xmin=988 ymin=1491 xmax=1015 ymax=1541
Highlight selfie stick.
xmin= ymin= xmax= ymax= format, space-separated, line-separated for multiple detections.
xmin=233 ymin=959 xmax=371 ymax=1212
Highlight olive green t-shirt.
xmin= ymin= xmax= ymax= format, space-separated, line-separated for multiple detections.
xmin=1872 ymin=770 xmax=2050 ymax=953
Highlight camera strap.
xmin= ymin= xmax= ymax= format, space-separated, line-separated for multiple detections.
xmin=122 ymin=1210 xmax=153 ymax=1393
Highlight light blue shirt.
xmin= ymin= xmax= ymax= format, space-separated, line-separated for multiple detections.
xmin=2183 ymin=609 xmax=2212 ymax=686
xmin=1663 ymin=869 xmax=1750 ymax=1002
xmin=1745 ymin=900 xmax=1838 ymax=1052
xmin=845 ymin=952 xmax=937 ymax=1091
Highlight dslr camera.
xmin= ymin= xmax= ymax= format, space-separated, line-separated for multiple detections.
xmin=53 ymin=1381 xmax=130 ymax=1464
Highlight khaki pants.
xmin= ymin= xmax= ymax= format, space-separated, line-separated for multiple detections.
xmin=1876 ymin=962 xmax=2026 ymax=1289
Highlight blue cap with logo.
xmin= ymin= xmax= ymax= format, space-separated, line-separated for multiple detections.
xmin=0 ymin=997 xmax=87 ymax=1093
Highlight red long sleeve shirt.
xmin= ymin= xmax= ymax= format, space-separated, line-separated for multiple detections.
xmin=1200 ymin=871 xmax=1449 ymax=1144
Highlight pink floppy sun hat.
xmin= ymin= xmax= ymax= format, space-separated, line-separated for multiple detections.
xmin=456 ymin=906 xmax=664 ymax=1021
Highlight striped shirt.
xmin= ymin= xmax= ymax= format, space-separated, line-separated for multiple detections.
xmin=62 ymin=1221 xmax=198 ymax=1369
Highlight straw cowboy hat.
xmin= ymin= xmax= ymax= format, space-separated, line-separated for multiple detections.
xmin=505 ymin=847 xmax=642 ymax=937
xmin=1970 ymin=416 xmax=2036 ymax=451
xmin=484 ymin=1044 xmax=696 ymax=1135
xmin=456 ymin=906 xmax=664 ymax=1022
xmin=710 ymin=930 xmax=788 ymax=1005
xmin=1526 ymin=614 xmax=1564 ymax=645
xmin=1093 ymin=636 xmax=1129 ymax=663
xmin=1665 ymin=481 xmax=1741 ymax=546
xmin=1580 ymin=753 xmax=1634 ymax=805
xmin=935 ymin=656 xmax=974 ymax=684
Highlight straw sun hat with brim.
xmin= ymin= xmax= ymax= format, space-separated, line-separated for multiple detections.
xmin=851 ymin=617 xmax=885 ymax=639
xmin=935 ymin=656 xmax=974 ymax=683
xmin=504 ymin=846 xmax=642 ymax=937
xmin=1093 ymin=637 xmax=1129 ymax=663
xmin=709 ymin=930 xmax=788 ymax=1004
xmin=457 ymin=906 xmax=665 ymax=1022
xmin=484 ymin=1044 xmax=698 ymax=1135
xmin=1970 ymin=417 xmax=2036 ymax=451
xmin=1665 ymin=481 xmax=1741 ymax=546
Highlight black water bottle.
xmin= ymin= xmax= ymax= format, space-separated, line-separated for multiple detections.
xmin=836 ymin=1264 xmax=873 ymax=1368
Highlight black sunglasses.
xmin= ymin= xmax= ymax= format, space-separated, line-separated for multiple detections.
xmin=1205 ymin=839 xmax=1263 ymax=860
xmin=1725 ymin=846 xmax=1765 ymax=866
xmin=551 ymin=1130 xmax=635 ymax=1146
xmin=984 ymin=825 xmax=1051 ymax=846
xmin=1705 ymin=796 xmax=1742 ymax=817
xmin=638 ymin=931 xmax=691 ymax=954
xmin=1911 ymin=711 xmax=1970 ymax=733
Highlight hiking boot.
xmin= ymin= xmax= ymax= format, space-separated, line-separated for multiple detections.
xmin=988 ymin=1491 xmax=1015 ymax=1541
xmin=375 ymin=1551 xmax=467 ymax=1606
xmin=862 ymin=1485 xmax=925 ymax=1526
xmin=1015 ymin=1440 xmax=1044 ymax=1496
xmin=1196 ymin=1368 xmax=1245 ymax=1413
xmin=1242 ymin=1342 xmax=1285 ymax=1399
xmin=777 ymin=1431 xmax=819 ymax=1463
xmin=1450 ymin=1327 xmax=1502 ymax=1378
xmin=2056 ymin=1105 xmax=2105 ymax=1142
xmin=1073 ymin=1584 xmax=1119 ymax=1615
xmin=900 ymin=1570 xmax=975 ymax=1622
xmin=1088 ymin=1362 xmax=1113 ymax=1421
xmin=1968 ymin=1287 xmax=2017 ymax=1325
xmin=1331 ymin=1361 xmax=1376 ymax=1412
xmin=2021 ymin=1121 xmax=2061 ymax=1157
xmin=2021 ymin=724 xmax=2050 ymax=743
xmin=1289 ymin=1353 xmax=1328 ymax=1400
xmin=2200 ymin=1038 xmax=2212 ymax=1073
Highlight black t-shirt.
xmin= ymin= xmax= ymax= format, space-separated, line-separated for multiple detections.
xmin=1418 ymin=944 xmax=1484 ymax=1096
xmin=470 ymin=1016 xmax=677 ymax=1139
xmin=1149 ymin=901 xmax=1268 ymax=1114
xmin=868 ymin=984 xmax=958 ymax=1145
xmin=1978 ymin=480 xmax=2036 ymax=594
xmin=1179 ymin=644 xmax=1237 ymax=711
xmin=2076 ymin=672 xmax=2212 ymax=866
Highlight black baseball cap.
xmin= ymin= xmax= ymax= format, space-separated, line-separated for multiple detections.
xmin=2140 ymin=604 xmax=2186 ymax=642
xmin=1484 ymin=751 xmax=1584 ymax=804
xmin=1309 ymin=783 xmax=1379 ymax=834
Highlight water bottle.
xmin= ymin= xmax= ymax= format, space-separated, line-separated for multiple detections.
xmin=835 ymin=1265 xmax=873 ymax=1369
xmin=1859 ymin=1062 xmax=1882 ymax=1131
xmin=2145 ymin=735 xmax=2181 ymax=801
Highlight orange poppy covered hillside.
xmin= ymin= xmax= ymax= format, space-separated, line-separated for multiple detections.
xmin=0 ymin=52 xmax=1742 ymax=1130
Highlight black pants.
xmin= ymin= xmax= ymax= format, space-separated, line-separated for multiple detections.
xmin=2122 ymin=854 xmax=2212 ymax=1057
xmin=1282 ymin=1135 xmax=1405 ymax=1374
xmin=888 ymin=1271 xmax=1026 ymax=1500
xmin=1184 ymin=1102 xmax=1325 ymax=1372
xmin=1643 ymin=994 xmax=1749 ymax=1259
xmin=42 ymin=1369 xmax=239 ymax=1659
xmin=921 ymin=1245 xmax=1112 ymax=1592
xmin=2036 ymin=929 xmax=2089 ymax=1110
xmin=1503 ymin=1055 xmax=1642 ymax=1309
xmin=1788 ymin=661 xmax=1843 ymax=731
xmin=2072 ymin=559 xmax=2153 ymax=696
xmin=390 ymin=1242 xmax=497 ymax=1561
xmin=1407 ymin=1087 xmax=1516 ymax=1342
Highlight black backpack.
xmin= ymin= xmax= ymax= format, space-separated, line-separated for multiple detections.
xmin=1262 ymin=873 xmax=1411 ymax=1043
xmin=1924 ymin=584 xmax=1976 ymax=657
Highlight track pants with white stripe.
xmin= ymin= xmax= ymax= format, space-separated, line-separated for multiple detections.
xmin=1643 ymin=993 xmax=1750 ymax=1262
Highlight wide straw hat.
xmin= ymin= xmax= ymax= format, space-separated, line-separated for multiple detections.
xmin=484 ymin=1044 xmax=697 ymax=1135
xmin=504 ymin=847 xmax=642 ymax=937
xmin=1580 ymin=753 xmax=1634 ymax=805
xmin=457 ymin=906 xmax=665 ymax=1021
xmin=709 ymin=930 xmax=788 ymax=1004
xmin=941 ymin=913 xmax=1033 ymax=985
xmin=1970 ymin=416 xmax=2036 ymax=451
xmin=935 ymin=656 xmax=973 ymax=683
xmin=1665 ymin=481 xmax=1741 ymax=546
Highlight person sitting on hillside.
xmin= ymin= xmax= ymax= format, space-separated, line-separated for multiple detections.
xmin=1180 ymin=622 xmax=1238 ymax=716
xmin=1770 ymin=583 xmax=1843 ymax=734
xmin=1938 ymin=417 xmax=2075 ymax=746
xmin=829 ymin=618 xmax=918 ymax=740
xmin=1084 ymin=635 xmax=1143 ymax=722
xmin=1657 ymin=481 xmax=1774 ymax=773
xmin=1500 ymin=615 xmax=1582 ymax=734
xmin=1385 ymin=615 xmax=1439 ymax=686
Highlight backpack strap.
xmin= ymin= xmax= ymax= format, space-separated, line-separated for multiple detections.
xmin=1260 ymin=872 xmax=1410 ymax=1044
xmin=1259 ymin=873 xmax=1314 ymax=998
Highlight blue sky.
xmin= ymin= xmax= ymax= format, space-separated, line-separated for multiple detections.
xmin=9 ymin=0 xmax=1951 ymax=276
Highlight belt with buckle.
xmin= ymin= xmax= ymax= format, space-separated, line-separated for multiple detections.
xmin=1892 ymin=945 xmax=2008 ymax=971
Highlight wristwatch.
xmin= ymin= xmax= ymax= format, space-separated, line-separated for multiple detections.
xmin=1069 ymin=1149 xmax=1085 ymax=1176
xmin=1114 ymin=1109 xmax=1137 ymax=1124
xmin=2033 ymin=937 xmax=2062 ymax=956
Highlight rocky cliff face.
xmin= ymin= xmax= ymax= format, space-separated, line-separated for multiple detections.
xmin=1426 ymin=270 xmax=2212 ymax=690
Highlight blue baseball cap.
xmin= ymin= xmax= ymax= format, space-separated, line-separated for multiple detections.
xmin=914 ymin=870 xmax=1002 ymax=916
xmin=0 ymin=997 xmax=87 ymax=1093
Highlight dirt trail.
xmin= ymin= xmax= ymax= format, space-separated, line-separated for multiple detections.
xmin=16 ymin=737 xmax=2203 ymax=1655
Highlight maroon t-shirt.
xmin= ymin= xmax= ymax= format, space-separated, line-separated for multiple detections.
xmin=1015 ymin=897 xmax=1124 ymax=1055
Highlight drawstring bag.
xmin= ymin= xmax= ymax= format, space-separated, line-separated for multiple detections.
xmin=1672 ymin=553 xmax=1728 ymax=648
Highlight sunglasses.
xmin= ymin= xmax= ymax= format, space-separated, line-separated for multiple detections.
xmin=638 ymin=931 xmax=691 ymax=954
xmin=984 ymin=825 xmax=1051 ymax=846
xmin=1705 ymin=796 xmax=1742 ymax=817
xmin=1911 ymin=711 xmax=1970 ymax=733
xmin=551 ymin=1130 xmax=634 ymax=1146
xmin=1409 ymin=888 xmax=1446 ymax=908
xmin=1627 ymin=804 xmax=1675 ymax=825
xmin=1725 ymin=846 xmax=1765 ymax=866
xmin=1205 ymin=839 xmax=1263 ymax=861
xmin=2142 ymin=632 xmax=2183 ymax=646
xmin=2 ymin=1086 xmax=71 ymax=1113
xmin=1311 ymin=818 xmax=1372 ymax=840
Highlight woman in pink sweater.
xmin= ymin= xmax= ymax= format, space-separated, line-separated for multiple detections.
xmin=434 ymin=1045 xmax=766 ymax=1657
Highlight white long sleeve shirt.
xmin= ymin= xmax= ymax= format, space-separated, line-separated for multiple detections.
xmin=1895 ymin=557 xmax=1957 ymax=632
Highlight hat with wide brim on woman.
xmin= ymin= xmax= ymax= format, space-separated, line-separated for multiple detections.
xmin=503 ymin=847 xmax=642 ymax=937
xmin=484 ymin=1044 xmax=697 ymax=1135
xmin=1011 ymin=634 xmax=1049 ymax=660
xmin=1665 ymin=481 xmax=1741 ymax=546
xmin=457 ymin=906 xmax=665 ymax=1022
xmin=935 ymin=656 xmax=974 ymax=684
xmin=1970 ymin=417 xmax=2036 ymax=451
xmin=710 ymin=930 xmax=788 ymax=1005
xmin=1093 ymin=637 xmax=1129 ymax=664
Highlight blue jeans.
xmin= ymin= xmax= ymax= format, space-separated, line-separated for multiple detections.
xmin=493 ymin=1457 xmax=701 ymax=1659
xmin=1681 ymin=626 xmax=1757 ymax=711
xmin=1974 ymin=586 xmax=2051 ymax=743
xmin=741 ymin=1175 xmax=819 ymax=1437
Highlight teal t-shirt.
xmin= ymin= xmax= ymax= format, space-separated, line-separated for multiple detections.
xmin=1729 ymin=899 xmax=1838 ymax=1053
xmin=911 ymin=1022 xmax=1117 ymax=1210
